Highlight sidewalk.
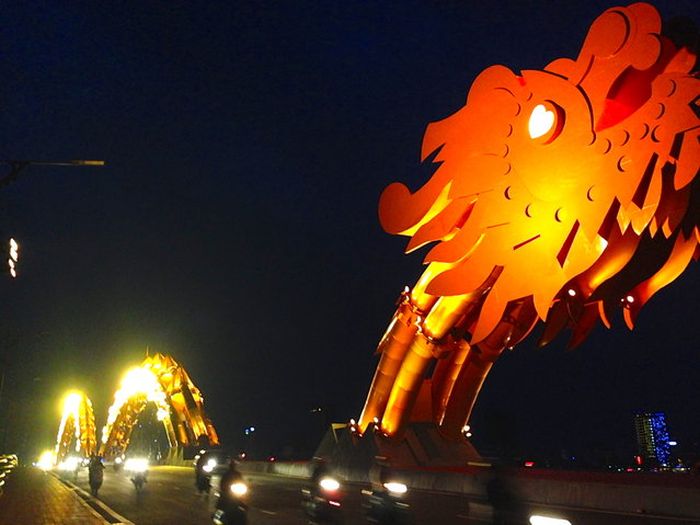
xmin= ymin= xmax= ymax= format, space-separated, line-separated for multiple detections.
xmin=0 ymin=467 xmax=106 ymax=524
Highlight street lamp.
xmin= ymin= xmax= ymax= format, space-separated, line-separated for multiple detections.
xmin=0 ymin=159 xmax=105 ymax=189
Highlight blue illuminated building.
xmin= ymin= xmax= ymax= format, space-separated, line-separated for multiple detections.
xmin=634 ymin=412 xmax=671 ymax=467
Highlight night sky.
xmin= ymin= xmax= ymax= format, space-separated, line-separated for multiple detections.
xmin=0 ymin=1 xmax=697 ymax=462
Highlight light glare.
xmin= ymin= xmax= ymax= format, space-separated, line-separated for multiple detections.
xmin=37 ymin=450 xmax=55 ymax=471
xmin=529 ymin=516 xmax=572 ymax=525
xmin=56 ymin=392 xmax=84 ymax=456
xmin=124 ymin=458 xmax=149 ymax=472
xmin=230 ymin=481 xmax=248 ymax=496
xmin=58 ymin=456 xmax=81 ymax=472
xmin=101 ymin=366 xmax=170 ymax=445
xmin=383 ymin=482 xmax=408 ymax=494
xmin=319 ymin=477 xmax=340 ymax=492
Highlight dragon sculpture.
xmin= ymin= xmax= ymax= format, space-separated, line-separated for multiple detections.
xmin=50 ymin=354 xmax=218 ymax=464
xmin=357 ymin=2 xmax=698 ymax=441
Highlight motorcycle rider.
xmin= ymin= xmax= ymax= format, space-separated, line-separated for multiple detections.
xmin=366 ymin=456 xmax=411 ymax=525
xmin=213 ymin=458 xmax=248 ymax=524
xmin=87 ymin=455 xmax=104 ymax=497
xmin=303 ymin=456 xmax=343 ymax=523
xmin=195 ymin=453 xmax=211 ymax=494
xmin=219 ymin=458 xmax=244 ymax=495
xmin=310 ymin=457 xmax=329 ymax=486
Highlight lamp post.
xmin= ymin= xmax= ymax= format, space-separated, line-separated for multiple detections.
xmin=0 ymin=159 xmax=104 ymax=279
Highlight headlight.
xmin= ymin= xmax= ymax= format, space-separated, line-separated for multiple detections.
xmin=230 ymin=481 xmax=248 ymax=496
xmin=383 ymin=481 xmax=408 ymax=495
xmin=37 ymin=451 xmax=55 ymax=471
xmin=203 ymin=458 xmax=217 ymax=473
xmin=319 ymin=477 xmax=340 ymax=492
xmin=529 ymin=517 xmax=572 ymax=525
xmin=58 ymin=457 xmax=81 ymax=471
xmin=124 ymin=458 xmax=149 ymax=472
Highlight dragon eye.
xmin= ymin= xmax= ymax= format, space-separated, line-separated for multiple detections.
xmin=528 ymin=101 xmax=564 ymax=143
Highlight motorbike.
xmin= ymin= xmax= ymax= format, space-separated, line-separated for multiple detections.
xmin=113 ymin=455 xmax=124 ymax=472
xmin=196 ymin=470 xmax=211 ymax=493
xmin=365 ymin=481 xmax=412 ymax=525
xmin=212 ymin=478 xmax=249 ymax=525
xmin=87 ymin=457 xmax=104 ymax=497
xmin=302 ymin=475 xmax=344 ymax=523
xmin=124 ymin=458 xmax=149 ymax=492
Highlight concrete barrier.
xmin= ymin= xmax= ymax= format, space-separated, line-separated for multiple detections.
xmin=239 ymin=460 xmax=311 ymax=478
xmin=239 ymin=461 xmax=700 ymax=519
xmin=396 ymin=468 xmax=700 ymax=519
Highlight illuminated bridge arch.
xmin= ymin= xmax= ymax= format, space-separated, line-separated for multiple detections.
xmin=55 ymin=392 xmax=97 ymax=463
xmin=99 ymin=353 xmax=219 ymax=459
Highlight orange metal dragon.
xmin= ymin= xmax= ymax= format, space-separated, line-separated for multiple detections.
xmin=358 ymin=3 xmax=698 ymax=440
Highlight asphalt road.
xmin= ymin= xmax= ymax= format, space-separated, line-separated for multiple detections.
xmin=61 ymin=466 xmax=698 ymax=525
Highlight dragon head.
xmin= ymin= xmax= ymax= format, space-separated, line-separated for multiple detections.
xmin=379 ymin=3 xmax=699 ymax=346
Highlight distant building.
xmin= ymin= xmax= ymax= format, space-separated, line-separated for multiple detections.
xmin=634 ymin=412 xmax=671 ymax=467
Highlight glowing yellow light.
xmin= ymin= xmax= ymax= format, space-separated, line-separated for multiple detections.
xmin=56 ymin=392 xmax=83 ymax=455
xmin=528 ymin=104 xmax=555 ymax=139
xmin=75 ymin=160 xmax=105 ymax=166
xmin=37 ymin=450 xmax=55 ymax=471
xmin=101 ymin=366 xmax=170 ymax=444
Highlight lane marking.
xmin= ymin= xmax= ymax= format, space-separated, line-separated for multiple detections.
xmin=53 ymin=473 xmax=135 ymax=525
xmin=260 ymin=509 xmax=277 ymax=515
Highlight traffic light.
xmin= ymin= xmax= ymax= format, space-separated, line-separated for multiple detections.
xmin=7 ymin=238 xmax=18 ymax=278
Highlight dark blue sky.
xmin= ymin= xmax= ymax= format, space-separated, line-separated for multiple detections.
xmin=0 ymin=1 xmax=697 ymax=460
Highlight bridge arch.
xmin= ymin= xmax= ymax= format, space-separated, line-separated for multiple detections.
xmin=55 ymin=391 xmax=97 ymax=463
xmin=99 ymin=353 xmax=219 ymax=459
